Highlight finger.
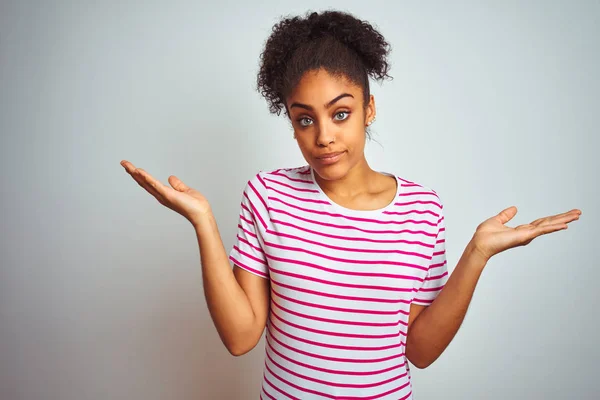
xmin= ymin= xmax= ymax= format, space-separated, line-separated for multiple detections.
xmin=530 ymin=222 xmax=569 ymax=238
xmin=531 ymin=211 xmax=581 ymax=227
xmin=131 ymin=169 xmax=166 ymax=203
xmin=496 ymin=206 xmax=518 ymax=224
xmin=121 ymin=160 xmax=137 ymax=174
xmin=135 ymin=168 xmax=170 ymax=196
xmin=530 ymin=209 xmax=581 ymax=226
xmin=168 ymin=175 xmax=190 ymax=192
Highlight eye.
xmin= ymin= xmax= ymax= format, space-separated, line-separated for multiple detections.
xmin=298 ymin=117 xmax=313 ymax=127
xmin=334 ymin=111 xmax=351 ymax=121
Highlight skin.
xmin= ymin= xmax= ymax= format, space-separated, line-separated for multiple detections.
xmin=120 ymin=68 xmax=582 ymax=366
xmin=286 ymin=69 xmax=397 ymax=211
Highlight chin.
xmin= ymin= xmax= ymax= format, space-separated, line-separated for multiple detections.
xmin=311 ymin=161 xmax=349 ymax=181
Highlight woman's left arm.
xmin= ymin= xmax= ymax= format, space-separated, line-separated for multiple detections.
xmin=405 ymin=206 xmax=582 ymax=369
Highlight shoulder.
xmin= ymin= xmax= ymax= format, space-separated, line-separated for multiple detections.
xmin=393 ymin=173 xmax=444 ymax=213
xmin=257 ymin=165 xmax=311 ymax=180
xmin=248 ymin=164 xmax=312 ymax=188
xmin=244 ymin=164 xmax=312 ymax=196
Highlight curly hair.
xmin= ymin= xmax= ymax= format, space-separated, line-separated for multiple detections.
xmin=257 ymin=10 xmax=392 ymax=117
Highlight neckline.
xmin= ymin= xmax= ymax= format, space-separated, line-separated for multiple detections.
xmin=309 ymin=166 xmax=402 ymax=216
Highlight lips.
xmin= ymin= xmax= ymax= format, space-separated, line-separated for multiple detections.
xmin=317 ymin=151 xmax=345 ymax=159
xmin=315 ymin=151 xmax=345 ymax=165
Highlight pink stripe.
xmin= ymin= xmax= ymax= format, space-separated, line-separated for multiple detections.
xmin=272 ymin=279 xmax=411 ymax=306
xmin=264 ymin=240 xmax=428 ymax=271
xmin=233 ymin=245 xmax=267 ymax=265
xmin=266 ymin=229 xmax=432 ymax=259
xmin=240 ymin=202 xmax=251 ymax=214
xmin=272 ymin=218 xmax=435 ymax=248
xmin=268 ymin=263 xmax=420 ymax=292
xmin=269 ymin=319 xmax=403 ymax=351
xmin=265 ymin=362 xmax=337 ymax=399
xmin=256 ymin=173 xmax=269 ymax=189
xmin=229 ymin=256 xmax=268 ymax=278
xmin=264 ymin=177 xmax=320 ymax=193
xmin=263 ymin=184 xmax=330 ymax=205
xmin=266 ymin=337 xmax=405 ymax=376
xmin=236 ymin=235 xmax=264 ymax=254
xmin=383 ymin=209 xmax=439 ymax=218
xmin=271 ymin=308 xmax=406 ymax=338
xmin=270 ymin=208 xmax=437 ymax=237
xmin=272 ymin=288 xmax=404 ymax=315
xmin=394 ymin=200 xmax=442 ymax=209
xmin=398 ymin=191 xmax=439 ymax=197
xmin=272 ymin=299 xmax=408 ymax=328
xmin=341 ymin=383 xmax=412 ymax=400
xmin=266 ymin=249 xmax=426 ymax=275
xmin=399 ymin=391 xmax=413 ymax=400
xmin=237 ymin=224 xmax=258 ymax=239
xmin=271 ymin=196 xmax=437 ymax=226
xmin=426 ymin=271 xmax=449 ymax=281
xmin=239 ymin=214 xmax=254 ymax=226
xmin=266 ymin=351 xmax=409 ymax=389
xmin=263 ymin=374 xmax=298 ymax=400
xmin=267 ymin=326 xmax=405 ymax=363
xmin=418 ymin=285 xmax=444 ymax=292
xmin=261 ymin=385 xmax=277 ymax=400
xmin=412 ymin=298 xmax=433 ymax=304
xmin=268 ymin=171 xmax=314 ymax=184
xmin=244 ymin=190 xmax=267 ymax=229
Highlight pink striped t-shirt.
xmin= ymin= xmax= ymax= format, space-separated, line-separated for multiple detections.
xmin=229 ymin=165 xmax=448 ymax=400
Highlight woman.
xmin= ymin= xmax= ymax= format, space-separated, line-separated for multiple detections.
xmin=121 ymin=10 xmax=581 ymax=399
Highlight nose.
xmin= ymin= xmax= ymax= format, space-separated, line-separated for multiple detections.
xmin=316 ymin=120 xmax=335 ymax=147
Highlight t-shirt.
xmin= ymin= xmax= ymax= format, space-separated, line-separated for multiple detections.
xmin=229 ymin=165 xmax=448 ymax=400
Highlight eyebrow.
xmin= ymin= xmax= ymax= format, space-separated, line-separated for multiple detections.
xmin=290 ymin=93 xmax=354 ymax=111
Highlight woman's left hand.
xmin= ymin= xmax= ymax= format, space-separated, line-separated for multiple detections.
xmin=470 ymin=206 xmax=582 ymax=262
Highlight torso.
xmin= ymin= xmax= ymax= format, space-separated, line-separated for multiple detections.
xmin=229 ymin=165 xmax=448 ymax=399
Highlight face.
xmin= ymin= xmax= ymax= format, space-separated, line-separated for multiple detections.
xmin=286 ymin=68 xmax=376 ymax=181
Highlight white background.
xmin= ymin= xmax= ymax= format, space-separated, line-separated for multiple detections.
xmin=1 ymin=1 xmax=598 ymax=399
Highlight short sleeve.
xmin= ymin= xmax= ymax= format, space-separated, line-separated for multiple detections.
xmin=412 ymin=204 xmax=449 ymax=305
xmin=229 ymin=172 xmax=270 ymax=279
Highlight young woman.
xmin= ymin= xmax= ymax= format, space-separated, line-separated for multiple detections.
xmin=121 ymin=10 xmax=581 ymax=400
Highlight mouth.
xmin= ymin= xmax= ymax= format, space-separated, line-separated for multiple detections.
xmin=316 ymin=151 xmax=345 ymax=165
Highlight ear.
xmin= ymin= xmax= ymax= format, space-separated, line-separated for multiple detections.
xmin=365 ymin=94 xmax=376 ymax=125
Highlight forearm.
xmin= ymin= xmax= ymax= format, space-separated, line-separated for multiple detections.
xmin=193 ymin=212 xmax=260 ymax=353
xmin=406 ymin=241 xmax=488 ymax=368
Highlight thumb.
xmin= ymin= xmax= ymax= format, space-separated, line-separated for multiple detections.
xmin=497 ymin=206 xmax=518 ymax=224
xmin=168 ymin=175 xmax=190 ymax=192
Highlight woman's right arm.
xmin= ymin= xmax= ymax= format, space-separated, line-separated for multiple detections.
xmin=193 ymin=212 xmax=270 ymax=356
xmin=120 ymin=160 xmax=270 ymax=356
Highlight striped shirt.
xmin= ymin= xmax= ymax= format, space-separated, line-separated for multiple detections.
xmin=229 ymin=165 xmax=448 ymax=399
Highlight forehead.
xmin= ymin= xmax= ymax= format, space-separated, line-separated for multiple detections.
xmin=288 ymin=69 xmax=361 ymax=105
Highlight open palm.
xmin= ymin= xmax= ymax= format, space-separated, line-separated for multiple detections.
xmin=120 ymin=160 xmax=212 ymax=225
xmin=471 ymin=206 xmax=581 ymax=262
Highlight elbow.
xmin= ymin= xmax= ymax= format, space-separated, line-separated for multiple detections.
xmin=227 ymin=346 xmax=250 ymax=357
xmin=225 ymin=342 xmax=251 ymax=357
xmin=224 ymin=338 xmax=259 ymax=357
xmin=406 ymin=347 xmax=437 ymax=369
xmin=410 ymin=358 xmax=433 ymax=369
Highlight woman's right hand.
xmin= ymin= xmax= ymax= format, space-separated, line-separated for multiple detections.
xmin=121 ymin=160 xmax=212 ymax=226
